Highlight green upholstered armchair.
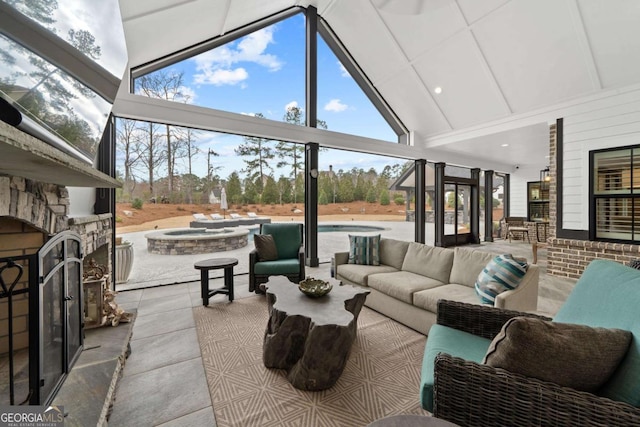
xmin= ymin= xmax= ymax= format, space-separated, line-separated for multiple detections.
xmin=249 ymin=223 xmax=305 ymax=293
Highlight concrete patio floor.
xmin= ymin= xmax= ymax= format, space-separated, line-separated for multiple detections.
xmin=108 ymin=224 xmax=575 ymax=426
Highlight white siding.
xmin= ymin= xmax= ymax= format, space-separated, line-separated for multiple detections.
xmin=509 ymin=171 xmax=536 ymax=217
xmin=562 ymin=88 xmax=640 ymax=230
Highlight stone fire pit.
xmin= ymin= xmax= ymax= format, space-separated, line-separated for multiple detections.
xmin=145 ymin=227 xmax=250 ymax=255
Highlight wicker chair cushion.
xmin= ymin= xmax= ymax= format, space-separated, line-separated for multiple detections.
xmin=254 ymin=234 xmax=278 ymax=261
xmin=475 ymin=254 xmax=528 ymax=305
xmin=483 ymin=316 xmax=632 ymax=392
xmin=420 ymin=324 xmax=492 ymax=412
xmin=348 ymin=234 xmax=381 ymax=265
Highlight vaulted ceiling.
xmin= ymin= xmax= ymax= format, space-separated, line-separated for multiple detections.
xmin=116 ymin=0 xmax=640 ymax=173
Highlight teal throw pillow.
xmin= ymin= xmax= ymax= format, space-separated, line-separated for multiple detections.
xmin=348 ymin=234 xmax=381 ymax=266
xmin=475 ymin=254 xmax=528 ymax=305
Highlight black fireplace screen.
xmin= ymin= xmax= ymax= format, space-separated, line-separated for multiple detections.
xmin=0 ymin=230 xmax=83 ymax=405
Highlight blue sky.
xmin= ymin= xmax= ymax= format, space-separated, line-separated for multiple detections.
xmin=128 ymin=13 xmax=403 ymax=181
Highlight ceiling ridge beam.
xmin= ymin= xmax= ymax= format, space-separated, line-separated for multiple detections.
xmin=452 ymin=1 xmax=513 ymax=116
xmin=569 ymin=0 xmax=602 ymax=90
xmin=364 ymin=0 xmax=452 ymax=132
xmin=219 ymin=0 xmax=234 ymax=35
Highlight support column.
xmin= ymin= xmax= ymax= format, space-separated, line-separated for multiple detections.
xmin=305 ymin=6 xmax=317 ymax=128
xmin=434 ymin=162 xmax=446 ymax=247
xmin=304 ymin=6 xmax=319 ymax=267
xmin=305 ymin=143 xmax=319 ymax=267
xmin=484 ymin=170 xmax=494 ymax=242
xmin=504 ymin=174 xmax=511 ymax=218
xmin=470 ymin=168 xmax=481 ymax=244
xmin=96 ymin=115 xmax=117 ymax=289
xmin=414 ymin=160 xmax=426 ymax=243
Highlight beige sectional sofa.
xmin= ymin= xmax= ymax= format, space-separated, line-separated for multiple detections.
xmin=335 ymin=238 xmax=539 ymax=335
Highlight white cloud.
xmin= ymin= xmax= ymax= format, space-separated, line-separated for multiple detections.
xmin=177 ymin=86 xmax=197 ymax=103
xmin=193 ymin=27 xmax=282 ymax=86
xmin=324 ymin=98 xmax=348 ymax=112
xmin=194 ymin=68 xmax=248 ymax=86
xmin=338 ymin=62 xmax=350 ymax=78
xmin=285 ymin=101 xmax=298 ymax=111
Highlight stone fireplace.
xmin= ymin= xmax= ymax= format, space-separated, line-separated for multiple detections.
xmin=0 ymin=175 xmax=114 ymax=405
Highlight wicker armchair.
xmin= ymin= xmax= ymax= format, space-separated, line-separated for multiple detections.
xmin=431 ymin=300 xmax=640 ymax=427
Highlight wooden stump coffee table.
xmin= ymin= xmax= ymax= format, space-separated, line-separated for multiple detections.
xmin=263 ymin=275 xmax=370 ymax=391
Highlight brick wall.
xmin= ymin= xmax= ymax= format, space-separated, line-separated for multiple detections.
xmin=547 ymin=238 xmax=640 ymax=279
xmin=0 ymin=218 xmax=46 ymax=354
xmin=546 ymin=122 xmax=640 ymax=278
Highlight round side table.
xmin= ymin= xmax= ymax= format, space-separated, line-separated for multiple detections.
xmin=194 ymin=257 xmax=238 ymax=306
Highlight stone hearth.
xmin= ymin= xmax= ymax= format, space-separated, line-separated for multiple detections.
xmin=0 ymin=175 xmax=132 ymax=418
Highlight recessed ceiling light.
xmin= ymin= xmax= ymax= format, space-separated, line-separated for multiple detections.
xmin=434 ymin=86 xmax=442 ymax=94
xmin=501 ymin=143 xmax=509 ymax=147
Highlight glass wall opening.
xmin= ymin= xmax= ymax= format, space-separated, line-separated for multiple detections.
xmin=316 ymin=149 xmax=413 ymax=264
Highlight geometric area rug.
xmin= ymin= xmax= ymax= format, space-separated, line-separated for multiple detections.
xmin=193 ymin=296 xmax=430 ymax=426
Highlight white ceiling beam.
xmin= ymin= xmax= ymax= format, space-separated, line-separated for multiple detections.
xmin=113 ymin=93 xmax=419 ymax=158
xmin=569 ymin=0 xmax=602 ymax=90
xmin=454 ymin=0 xmax=513 ymax=116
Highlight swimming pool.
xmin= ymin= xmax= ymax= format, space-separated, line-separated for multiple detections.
xmin=317 ymin=224 xmax=385 ymax=233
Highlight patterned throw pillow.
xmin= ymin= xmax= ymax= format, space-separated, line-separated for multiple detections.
xmin=475 ymin=254 xmax=528 ymax=305
xmin=254 ymin=234 xmax=278 ymax=261
xmin=348 ymin=234 xmax=381 ymax=266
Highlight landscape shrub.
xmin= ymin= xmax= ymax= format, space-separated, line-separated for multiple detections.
xmin=380 ymin=190 xmax=390 ymax=206
xmin=132 ymin=198 xmax=143 ymax=209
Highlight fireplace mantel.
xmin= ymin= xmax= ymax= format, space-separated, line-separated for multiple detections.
xmin=0 ymin=121 xmax=120 ymax=188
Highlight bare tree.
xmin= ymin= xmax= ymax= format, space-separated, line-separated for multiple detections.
xmin=136 ymin=121 xmax=166 ymax=197
xmin=175 ymin=126 xmax=201 ymax=203
xmin=136 ymin=70 xmax=188 ymax=194
xmin=116 ymin=118 xmax=143 ymax=199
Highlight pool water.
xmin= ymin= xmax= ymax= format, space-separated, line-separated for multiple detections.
xmin=317 ymin=224 xmax=385 ymax=233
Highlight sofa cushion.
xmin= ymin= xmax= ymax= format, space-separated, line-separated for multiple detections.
xmin=449 ymin=248 xmax=496 ymax=287
xmin=379 ymin=238 xmax=410 ymax=270
xmin=484 ymin=316 xmax=632 ymax=392
xmin=475 ymin=254 xmax=528 ymax=305
xmin=553 ymin=259 xmax=640 ymax=406
xmin=413 ymin=284 xmax=480 ymax=312
xmin=254 ymin=234 xmax=278 ymax=261
xmin=420 ymin=324 xmax=492 ymax=412
xmin=348 ymin=234 xmax=381 ymax=265
xmin=368 ymin=271 xmax=445 ymax=304
xmin=401 ymin=243 xmax=454 ymax=283
xmin=337 ymin=264 xmax=398 ymax=287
